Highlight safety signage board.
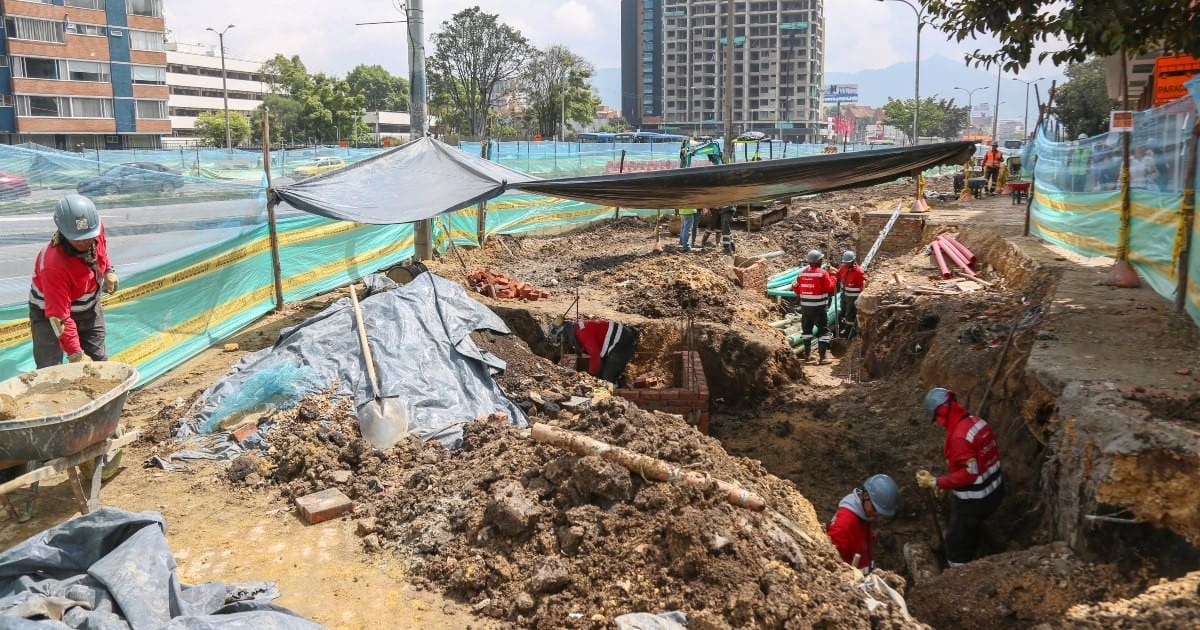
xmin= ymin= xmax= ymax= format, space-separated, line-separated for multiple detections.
xmin=823 ymin=84 xmax=859 ymax=104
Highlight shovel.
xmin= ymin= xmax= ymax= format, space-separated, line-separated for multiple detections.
xmin=349 ymin=285 xmax=409 ymax=449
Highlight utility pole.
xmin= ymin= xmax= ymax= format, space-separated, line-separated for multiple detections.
xmin=722 ymin=0 xmax=735 ymax=163
xmin=407 ymin=0 xmax=433 ymax=261
xmin=206 ymin=24 xmax=235 ymax=151
xmin=991 ymin=61 xmax=1002 ymax=143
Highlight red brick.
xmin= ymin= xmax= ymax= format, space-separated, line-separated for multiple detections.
xmin=229 ymin=421 xmax=258 ymax=444
xmin=295 ymin=488 xmax=354 ymax=524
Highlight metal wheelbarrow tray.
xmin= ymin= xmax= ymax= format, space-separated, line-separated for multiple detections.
xmin=0 ymin=362 xmax=140 ymax=520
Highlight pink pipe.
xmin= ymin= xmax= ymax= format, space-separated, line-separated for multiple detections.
xmin=931 ymin=240 xmax=952 ymax=279
xmin=939 ymin=235 xmax=977 ymax=266
xmin=938 ymin=239 xmax=979 ymax=278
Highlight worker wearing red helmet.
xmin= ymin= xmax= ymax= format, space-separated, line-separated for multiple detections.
xmin=28 ymin=194 xmax=118 ymax=367
xmin=916 ymin=387 xmax=1004 ymax=566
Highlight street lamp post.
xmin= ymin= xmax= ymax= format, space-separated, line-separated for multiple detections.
xmin=1015 ymin=77 xmax=1045 ymax=139
xmin=992 ymin=62 xmax=1002 ymax=143
xmin=877 ymin=0 xmax=926 ymax=145
xmin=205 ymin=25 xmax=235 ymax=151
xmin=953 ymin=86 xmax=987 ymax=136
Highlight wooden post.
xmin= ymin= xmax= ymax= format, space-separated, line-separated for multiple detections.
xmin=262 ymin=106 xmax=285 ymax=312
xmin=614 ymin=149 xmax=627 ymax=220
xmin=1105 ymin=130 xmax=1141 ymax=287
xmin=1175 ymin=117 xmax=1200 ymax=312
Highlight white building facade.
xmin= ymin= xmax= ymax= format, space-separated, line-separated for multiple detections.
xmin=164 ymin=41 xmax=273 ymax=146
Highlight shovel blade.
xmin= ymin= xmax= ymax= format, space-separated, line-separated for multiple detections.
xmin=829 ymin=338 xmax=849 ymax=358
xmin=357 ymin=398 xmax=410 ymax=449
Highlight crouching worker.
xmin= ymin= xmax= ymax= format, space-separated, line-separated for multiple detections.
xmin=828 ymin=474 xmax=898 ymax=571
xmin=550 ymin=316 xmax=639 ymax=387
xmin=29 ymin=194 xmax=118 ymax=367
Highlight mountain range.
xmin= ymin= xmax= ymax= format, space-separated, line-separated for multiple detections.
xmin=594 ymin=54 xmax=1067 ymax=125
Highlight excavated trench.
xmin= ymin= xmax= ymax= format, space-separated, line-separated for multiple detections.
xmin=486 ymin=224 xmax=1200 ymax=627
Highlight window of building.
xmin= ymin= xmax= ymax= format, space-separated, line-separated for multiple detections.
xmin=129 ymin=29 xmax=165 ymax=51
xmin=135 ymin=99 xmax=167 ymax=119
xmin=127 ymin=0 xmax=164 ymax=17
xmin=67 ymin=0 xmax=105 ymax=9
xmin=131 ymin=64 xmax=167 ymax=85
xmin=71 ymin=97 xmax=112 ymax=117
xmin=6 ymin=17 xmax=66 ymax=43
xmin=68 ymin=60 xmax=110 ymax=82
xmin=19 ymin=58 xmax=64 ymax=80
xmin=68 ymin=23 xmax=108 ymax=36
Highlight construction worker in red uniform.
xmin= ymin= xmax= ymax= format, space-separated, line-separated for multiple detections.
xmin=550 ymin=316 xmax=639 ymax=387
xmin=917 ymin=387 xmax=1004 ymax=566
xmin=835 ymin=250 xmax=865 ymax=337
xmin=983 ymin=143 xmax=1005 ymax=195
xmin=29 ymin=195 xmax=118 ymax=367
xmin=827 ymin=474 xmax=898 ymax=571
xmin=789 ymin=249 xmax=837 ymax=364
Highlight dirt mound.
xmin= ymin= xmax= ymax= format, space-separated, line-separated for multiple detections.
xmin=907 ymin=543 xmax=1136 ymax=629
xmin=1063 ymin=571 xmax=1200 ymax=628
xmin=605 ymin=258 xmax=738 ymax=322
xmin=243 ymin=334 xmax=920 ymax=628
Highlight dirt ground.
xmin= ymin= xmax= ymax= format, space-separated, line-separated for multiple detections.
xmin=5 ymin=173 xmax=1200 ymax=628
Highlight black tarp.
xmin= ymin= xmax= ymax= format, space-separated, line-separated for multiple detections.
xmin=0 ymin=508 xmax=324 ymax=629
xmin=272 ymin=138 xmax=973 ymax=225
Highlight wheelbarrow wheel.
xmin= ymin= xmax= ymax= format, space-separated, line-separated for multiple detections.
xmin=78 ymin=425 xmax=125 ymax=484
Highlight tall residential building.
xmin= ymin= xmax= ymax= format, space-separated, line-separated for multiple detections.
xmin=623 ymin=0 xmax=825 ymax=142
xmin=0 ymin=0 xmax=170 ymax=149
xmin=164 ymin=41 xmax=272 ymax=145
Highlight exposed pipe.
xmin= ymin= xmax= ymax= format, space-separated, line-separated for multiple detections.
xmin=930 ymin=240 xmax=952 ymax=279
xmin=938 ymin=239 xmax=978 ymax=278
xmin=938 ymin=235 xmax=977 ymax=266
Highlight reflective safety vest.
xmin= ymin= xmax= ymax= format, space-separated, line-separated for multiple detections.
xmin=937 ymin=403 xmax=1003 ymax=501
xmin=837 ymin=263 xmax=866 ymax=297
xmin=790 ymin=265 xmax=836 ymax=308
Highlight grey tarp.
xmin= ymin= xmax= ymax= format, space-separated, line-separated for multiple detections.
xmin=273 ymin=136 xmax=537 ymax=224
xmin=188 ymin=272 xmax=526 ymax=449
xmin=0 ymin=508 xmax=324 ymax=629
xmin=272 ymin=138 xmax=974 ymax=224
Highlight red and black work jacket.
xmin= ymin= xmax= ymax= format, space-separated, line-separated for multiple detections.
xmin=827 ymin=491 xmax=874 ymax=570
xmin=571 ymin=319 xmax=626 ymax=376
xmin=936 ymin=400 xmax=1003 ymax=501
xmin=790 ymin=264 xmax=837 ymax=308
xmin=29 ymin=227 xmax=112 ymax=356
xmin=837 ymin=263 xmax=866 ymax=298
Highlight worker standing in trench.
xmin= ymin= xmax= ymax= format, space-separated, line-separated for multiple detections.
xmin=916 ymin=387 xmax=1004 ymax=566
xmin=28 ymin=195 xmax=118 ymax=367
xmin=789 ymin=249 xmax=837 ymax=364
xmin=835 ymin=250 xmax=865 ymax=337
xmin=550 ymin=316 xmax=639 ymax=388
xmin=827 ymin=474 xmax=899 ymax=571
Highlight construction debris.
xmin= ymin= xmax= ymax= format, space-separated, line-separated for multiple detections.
xmin=466 ymin=268 xmax=551 ymax=301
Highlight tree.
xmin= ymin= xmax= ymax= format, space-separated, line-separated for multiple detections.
xmin=345 ymin=64 xmax=409 ymax=111
xmin=599 ymin=117 xmax=632 ymax=133
xmin=194 ymin=110 xmax=251 ymax=147
xmin=881 ymin=97 xmax=968 ymax=142
xmin=925 ymin=1 xmax=1200 ymax=71
xmin=255 ymin=54 xmax=370 ymax=144
xmin=251 ymin=94 xmax=306 ymax=144
xmin=428 ymin=7 xmax=533 ymax=137
xmin=1054 ymin=58 xmax=1117 ymax=138
xmin=520 ymin=45 xmax=600 ymax=139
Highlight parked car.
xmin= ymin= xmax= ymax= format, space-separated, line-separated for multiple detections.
xmin=293 ymin=157 xmax=346 ymax=178
xmin=76 ymin=162 xmax=185 ymax=196
xmin=0 ymin=171 xmax=31 ymax=199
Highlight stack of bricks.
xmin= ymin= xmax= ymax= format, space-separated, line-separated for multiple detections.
xmin=561 ymin=351 xmax=710 ymax=434
xmin=856 ymin=211 xmax=927 ymax=259
xmin=465 ymin=268 xmax=551 ymax=301
xmin=733 ymin=259 xmax=767 ymax=291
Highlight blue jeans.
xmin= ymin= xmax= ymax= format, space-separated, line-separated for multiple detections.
xmin=679 ymin=214 xmax=696 ymax=250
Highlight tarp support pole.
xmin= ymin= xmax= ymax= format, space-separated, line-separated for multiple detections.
xmin=614 ymin=149 xmax=626 ymax=219
xmin=262 ymin=106 xmax=284 ymax=312
xmin=1117 ymin=131 xmax=1133 ymax=261
xmin=1175 ymin=116 xmax=1200 ymax=313
xmin=477 ymin=200 xmax=488 ymax=246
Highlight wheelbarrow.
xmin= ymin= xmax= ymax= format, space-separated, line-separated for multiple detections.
xmin=0 ymin=362 xmax=139 ymax=522
xmin=1008 ymin=180 xmax=1031 ymax=205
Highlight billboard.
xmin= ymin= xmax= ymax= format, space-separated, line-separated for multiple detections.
xmin=823 ymin=84 xmax=859 ymax=104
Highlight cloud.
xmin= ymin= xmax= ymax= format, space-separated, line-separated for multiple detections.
xmin=551 ymin=1 xmax=596 ymax=36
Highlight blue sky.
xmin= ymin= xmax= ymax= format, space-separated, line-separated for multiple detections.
xmin=165 ymin=1 xmax=1066 ymax=92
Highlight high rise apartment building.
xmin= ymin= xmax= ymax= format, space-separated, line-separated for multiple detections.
xmin=164 ymin=41 xmax=272 ymax=145
xmin=0 ymin=0 xmax=170 ymax=149
xmin=623 ymin=0 xmax=825 ymax=142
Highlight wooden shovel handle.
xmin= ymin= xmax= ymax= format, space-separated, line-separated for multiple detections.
xmin=349 ymin=285 xmax=381 ymax=400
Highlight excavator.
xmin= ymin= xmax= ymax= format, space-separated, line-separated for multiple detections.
xmin=679 ymin=137 xmax=725 ymax=167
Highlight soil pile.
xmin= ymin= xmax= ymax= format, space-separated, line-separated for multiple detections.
xmin=607 ymin=259 xmax=737 ymax=322
xmin=907 ymin=543 xmax=1136 ymax=629
xmin=244 ymin=336 xmax=921 ymax=628
xmin=1063 ymin=570 xmax=1200 ymax=628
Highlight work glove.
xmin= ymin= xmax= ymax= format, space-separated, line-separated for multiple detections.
xmin=103 ymin=270 xmax=119 ymax=294
xmin=915 ymin=469 xmax=936 ymax=490
xmin=67 ymin=352 xmax=92 ymax=363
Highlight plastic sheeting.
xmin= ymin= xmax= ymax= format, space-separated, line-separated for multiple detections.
xmin=275 ymin=138 xmax=974 ymax=224
xmin=189 ymin=273 xmax=526 ymax=448
xmin=0 ymin=508 xmax=324 ymax=629
xmin=274 ymin=137 xmax=537 ymax=224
